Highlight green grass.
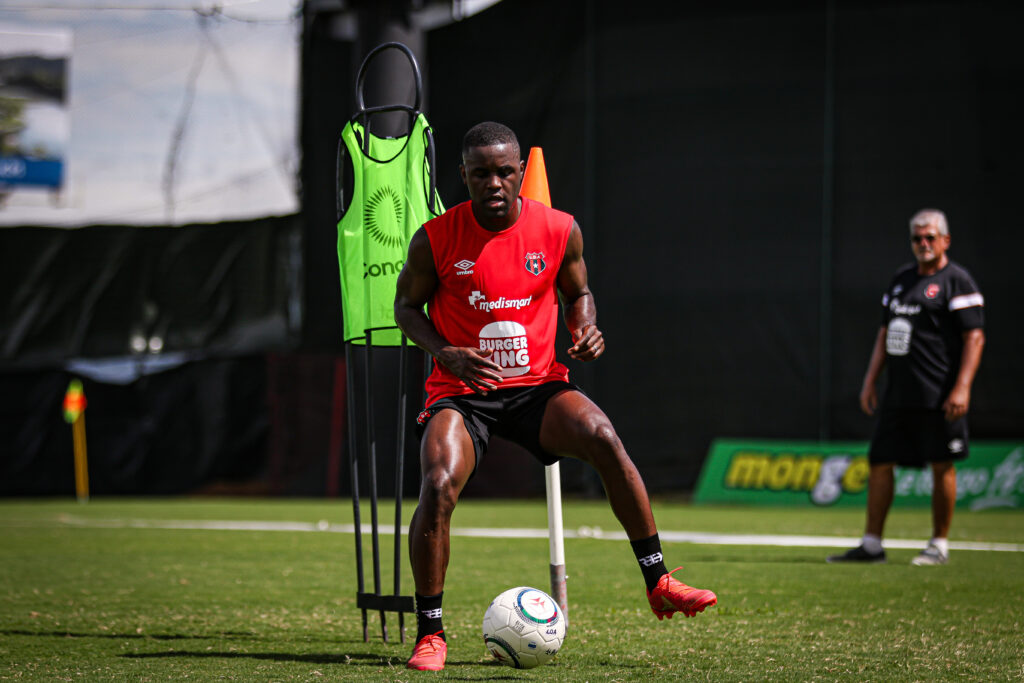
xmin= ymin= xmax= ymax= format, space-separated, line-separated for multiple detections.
xmin=1 ymin=498 xmax=1022 ymax=681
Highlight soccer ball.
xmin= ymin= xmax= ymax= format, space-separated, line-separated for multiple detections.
xmin=482 ymin=586 xmax=566 ymax=669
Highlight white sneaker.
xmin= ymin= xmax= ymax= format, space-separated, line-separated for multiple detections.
xmin=910 ymin=544 xmax=948 ymax=566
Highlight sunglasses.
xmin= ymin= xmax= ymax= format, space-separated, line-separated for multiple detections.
xmin=911 ymin=234 xmax=940 ymax=244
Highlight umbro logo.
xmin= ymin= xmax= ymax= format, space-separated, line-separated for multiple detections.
xmin=454 ymin=259 xmax=474 ymax=275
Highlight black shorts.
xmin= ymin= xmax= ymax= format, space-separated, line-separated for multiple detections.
xmin=415 ymin=381 xmax=581 ymax=473
xmin=869 ymin=408 xmax=969 ymax=468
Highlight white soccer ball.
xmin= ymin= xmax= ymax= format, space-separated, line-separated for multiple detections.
xmin=482 ymin=586 xmax=566 ymax=669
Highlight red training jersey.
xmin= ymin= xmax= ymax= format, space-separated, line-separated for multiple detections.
xmin=423 ymin=198 xmax=573 ymax=405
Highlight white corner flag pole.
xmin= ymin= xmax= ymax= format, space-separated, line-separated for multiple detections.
xmin=521 ymin=148 xmax=568 ymax=625
xmin=545 ymin=462 xmax=568 ymax=624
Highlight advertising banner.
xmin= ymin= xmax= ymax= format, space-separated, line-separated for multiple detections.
xmin=0 ymin=24 xmax=69 ymax=194
xmin=694 ymin=439 xmax=1024 ymax=509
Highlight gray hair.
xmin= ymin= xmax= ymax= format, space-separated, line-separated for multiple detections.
xmin=909 ymin=209 xmax=949 ymax=236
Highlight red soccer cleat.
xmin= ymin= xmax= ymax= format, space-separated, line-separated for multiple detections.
xmin=406 ymin=631 xmax=447 ymax=671
xmin=647 ymin=567 xmax=717 ymax=620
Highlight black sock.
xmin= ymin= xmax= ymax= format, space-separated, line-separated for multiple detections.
xmin=414 ymin=592 xmax=445 ymax=641
xmin=631 ymin=534 xmax=669 ymax=592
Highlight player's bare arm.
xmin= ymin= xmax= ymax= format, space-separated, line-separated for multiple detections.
xmin=394 ymin=227 xmax=504 ymax=394
xmin=859 ymin=326 xmax=888 ymax=416
xmin=943 ymin=327 xmax=985 ymax=421
xmin=557 ymin=221 xmax=604 ymax=362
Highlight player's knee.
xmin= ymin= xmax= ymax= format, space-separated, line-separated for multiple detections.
xmin=580 ymin=420 xmax=624 ymax=465
xmin=419 ymin=468 xmax=460 ymax=515
xmin=592 ymin=421 xmax=619 ymax=448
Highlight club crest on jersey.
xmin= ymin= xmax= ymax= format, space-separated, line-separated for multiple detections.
xmin=925 ymin=283 xmax=940 ymax=299
xmin=524 ymin=251 xmax=546 ymax=276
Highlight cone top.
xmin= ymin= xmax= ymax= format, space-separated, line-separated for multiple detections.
xmin=520 ymin=147 xmax=551 ymax=208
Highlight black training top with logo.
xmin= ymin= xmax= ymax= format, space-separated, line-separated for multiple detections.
xmin=879 ymin=260 xmax=984 ymax=409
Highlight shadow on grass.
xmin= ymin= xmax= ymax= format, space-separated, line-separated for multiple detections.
xmin=125 ymin=651 xmax=387 ymax=665
xmin=123 ymin=650 xmax=523 ymax=674
xmin=4 ymin=629 xmax=584 ymax=676
xmin=0 ymin=629 xmax=256 ymax=640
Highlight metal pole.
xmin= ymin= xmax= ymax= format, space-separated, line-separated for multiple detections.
xmin=394 ymin=334 xmax=409 ymax=642
xmin=364 ymin=331 xmax=387 ymax=641
xmin=345 ymin=343 xmax=368 ymax=641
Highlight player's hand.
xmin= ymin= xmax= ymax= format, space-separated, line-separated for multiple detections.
xmin=438 ymin=346 xmax=504 ymax=395
xmin=942 ymin=385 xmax=970 ymax=422
xmin=568 ymin=324 xmax=604 ymax=362
xmin=859 ymin=382 xmax=878 ymax=416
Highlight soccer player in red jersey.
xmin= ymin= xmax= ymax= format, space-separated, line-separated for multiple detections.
xmin=395 ymin=122 xmax=716 ymax=671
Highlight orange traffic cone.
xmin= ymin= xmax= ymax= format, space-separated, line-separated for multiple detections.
xmin=520 ymin=147 xmax=551 ymax=208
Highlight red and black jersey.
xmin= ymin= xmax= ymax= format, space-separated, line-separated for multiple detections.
xmin=879 ymin=260 xmax=984 ymax=409
xmin=422 ymin=198 xmax=573 ymax=405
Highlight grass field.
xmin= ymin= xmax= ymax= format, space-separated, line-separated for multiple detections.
xmin=2 ymin=498 xmax=1022 ymax=681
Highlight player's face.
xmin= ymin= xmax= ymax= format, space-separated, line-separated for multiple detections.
xmin=910 ymin=222 xmax=950 ymax=267
xmin=460 ymin=143 xmax=524 ymax=229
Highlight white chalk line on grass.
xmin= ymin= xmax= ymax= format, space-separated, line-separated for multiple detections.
xmin=45 ymin=515 xmax=1024 ymax=553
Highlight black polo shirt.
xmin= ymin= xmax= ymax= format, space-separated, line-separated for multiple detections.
xmin=879 ymin=260 xmax=984 ymax=409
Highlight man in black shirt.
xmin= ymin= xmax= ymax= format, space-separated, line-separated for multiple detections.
xmin=828 ymin=209 xmax=985 ymax=566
